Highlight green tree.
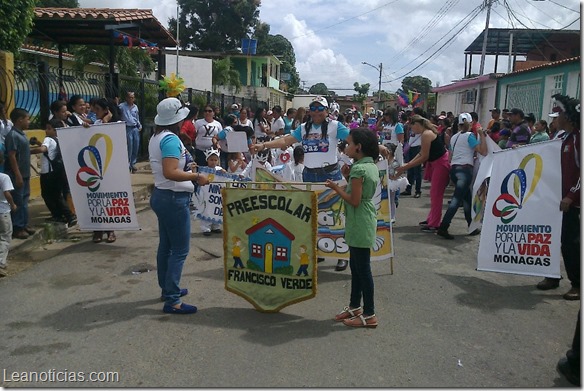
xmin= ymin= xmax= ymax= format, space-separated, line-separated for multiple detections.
xmin=309 ymin=83 xmax=329 ymax=95
xmin=0 ymin=0 xmax=35 ymax=53
xmin=401 ymin=75 xmax=432 ymax=94
xmin=212 ymin=57 xmax=242 ymax=93
xmin=36 ymin=0 xmax=78 ymax=7
xmin=71 ymin=46 xmax=156 ymax=77
xmin=254 ymin=23 xmax=300 ymax=94
xmin=169 ymin=0 xmax=260 ymax=52
xmin=352 ymin=82 xmax=370 ymax=105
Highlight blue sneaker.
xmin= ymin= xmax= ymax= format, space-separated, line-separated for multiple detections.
xmin=163 ymin=303 xmax=198 ymax=314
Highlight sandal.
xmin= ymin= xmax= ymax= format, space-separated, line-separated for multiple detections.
xmin=105 ymin=231 xmax=116 ymax=243
xmin=334 ymin=306 xmax=363 ymax=322
xmin=343 ymin=314 xmax=378 ymax=328
xmin=92 ymin=231 xmax=103 ymax=243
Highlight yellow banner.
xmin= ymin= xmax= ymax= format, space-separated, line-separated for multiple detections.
xmin=222 ymin=188 xmax=318 ymax=312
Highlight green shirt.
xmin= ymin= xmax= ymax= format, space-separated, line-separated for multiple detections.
xmin=344 ymin=157 xmax=379 ymax=248
xmin=530 ymin=131 xmax=550 ymax=144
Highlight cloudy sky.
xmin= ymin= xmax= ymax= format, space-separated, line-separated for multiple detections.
xmin=78 ymin=0 xmax=580 ymax=93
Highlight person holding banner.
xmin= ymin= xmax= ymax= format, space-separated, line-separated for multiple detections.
xmin=325 ymin=128 xmax=380 ymax=328
xmin=395 ymin=115 xmax=450 ymax=232
xmin=149 ymin=97 xmax=210 ymax=315
xmin=536 ymin=94 xmax=581 ymax=301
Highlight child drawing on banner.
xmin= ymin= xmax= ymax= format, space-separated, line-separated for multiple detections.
xmin=227 ymin=152 xmax=247 ymax=175
xmin=200 ymin=148 xmax=225 ymax=236
xmin=295 ymin=245 xmax=309 ymax=276
xmin=386 ymin=144 xmax=409 ymax=224
xmin=232 ymin=236 xmax=245 ymax=269
xmin=325 ymin=128 xmax=380 ymax=328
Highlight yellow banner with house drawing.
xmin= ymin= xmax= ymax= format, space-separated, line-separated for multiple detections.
xmin=222 ymin=188 xmax=318 ymax=312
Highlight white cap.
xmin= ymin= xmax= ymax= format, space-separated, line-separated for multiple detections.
xmin=204 ymin=147 xmax=220 ymax=159
xmin=231 ymin=104 xmax=239 ymax=110
xmin=154 ymin=98 xmax=189 ymax=126
xmin=548 ymin=112 xmax=560 ymax=118
xmin=310 ymin=96 xmax=329 ymax=108
xmin=458 ymin=112 xmax=472 ymax=123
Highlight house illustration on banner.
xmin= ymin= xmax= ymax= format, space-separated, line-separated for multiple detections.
xmin=245 ymin=218 xmax=295 ymax=273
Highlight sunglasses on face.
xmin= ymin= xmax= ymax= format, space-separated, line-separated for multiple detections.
xmin=309 ymin=105 xmax=326 ymax=112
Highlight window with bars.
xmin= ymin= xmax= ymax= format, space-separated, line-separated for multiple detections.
xmin=275 ymin=246 xmax=288 ymax=261
xmin=550 ymin=74 xmax=564 ymax=114
xmin=252 ymin=244 xmax=262 ymax=257
xmin=506 ymin=81 xmax=541 ymax=118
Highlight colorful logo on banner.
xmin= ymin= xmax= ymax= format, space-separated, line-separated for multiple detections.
xmin=492 ymin=154 xmax=543 ymax=224
xmin=76 ymin=133 xmax=113 ymax=192
xmin=222 ymin=188 xmax=317 ymax=312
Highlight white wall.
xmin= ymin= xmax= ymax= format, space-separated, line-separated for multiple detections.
xmin=292 ymin=95 xmax=317 ymax=109
xmin=165 ymin=54 xmax=212 ymax=92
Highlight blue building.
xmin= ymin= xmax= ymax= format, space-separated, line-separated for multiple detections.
xmin=245 ymin=218 xmax=295 ymax=273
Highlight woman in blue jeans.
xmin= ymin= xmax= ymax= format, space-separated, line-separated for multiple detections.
xmin=149 ymin=98 xmax=209 ymax=314
xmin=436 ymin=113 xmax=487 ymax=239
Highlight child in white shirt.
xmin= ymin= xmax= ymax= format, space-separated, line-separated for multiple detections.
xmin=200 ymin=148 xmax=225 ymax=236
xmin=0 ymin=151 xmax=16 ymax=276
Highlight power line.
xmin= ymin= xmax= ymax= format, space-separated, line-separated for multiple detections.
xmin=547 ymin=0 xmax=579 ymax=13
xmin=384 ymin=5 xmax=484 ymax=83
xmin=288 ymin=0 xmax=401 ymax=40
xmin=385 ymin=3 xmax=484 ymax=80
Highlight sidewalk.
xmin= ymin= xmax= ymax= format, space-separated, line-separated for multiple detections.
xmin=8 ymin=161 xmax=154 ymax=257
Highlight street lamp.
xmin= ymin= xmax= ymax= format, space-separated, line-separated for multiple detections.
xmin=362 ymin=61 xmax=383 ymax=110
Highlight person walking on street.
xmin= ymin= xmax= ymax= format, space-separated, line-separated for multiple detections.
xmin=118 ymin=92 xmax=142 ymax=173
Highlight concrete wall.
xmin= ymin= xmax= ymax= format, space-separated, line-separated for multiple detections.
xmin=165 ymin=55 xmax=212 ymax=92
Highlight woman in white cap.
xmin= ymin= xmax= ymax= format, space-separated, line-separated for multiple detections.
xmin=149 ymin=97 xmax=210 ymax=314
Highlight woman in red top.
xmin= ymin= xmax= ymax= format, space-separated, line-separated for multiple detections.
xmin=180 ymin=106 xmax=198 ymax=141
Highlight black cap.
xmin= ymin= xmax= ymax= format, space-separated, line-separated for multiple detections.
xmin=525 ymin=112 xmax=536 ymax=122
xmin=509 ymin=108 xmax=524 ymax=117
xmin=502 ymin=108 xmax=510 ymax=113
xmin=489 ymin=108 xmax=501 ymax=113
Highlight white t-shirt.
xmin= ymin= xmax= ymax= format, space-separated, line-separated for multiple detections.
xmin=0 ymin=119 xmax=13 ymax=143
xmin=291 ymin=162 xmax=304 ymax=182
xmin=291 ymin=120 xmax=349 ymax=168
xmin=148 ymin=131 xmax=194 ymax=193
xmin=253 ymin=118 xmax=269 ymax=139
xmin=238 ymin=118 xmax=253 ymax=128
xmin=271 ymin=117 xmax=285 ymax=135
xmin=40 ymin=137 xmax=59 ymax=174
xmin=271 ymin=146 xmax=293 ymax=166
xmin=195 ymin=119 xmax=222 ymax=151
xmin=0 ymin=173 xmax=14 ymax=214
xmin=449 ymin=132 xmax=479 ymax=166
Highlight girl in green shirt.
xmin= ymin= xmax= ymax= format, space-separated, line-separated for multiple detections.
xmin=530 ymin=120 xmax=550 ymax=144
xmin=325 ymin=128 xmax=380 ymax=328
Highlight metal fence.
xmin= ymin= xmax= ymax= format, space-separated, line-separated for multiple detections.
xmin=1 ymin=60 xmax=269 ymax=159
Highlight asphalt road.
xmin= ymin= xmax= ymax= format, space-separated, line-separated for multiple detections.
xmin=0 ymin=182 xmax=578 ymax=387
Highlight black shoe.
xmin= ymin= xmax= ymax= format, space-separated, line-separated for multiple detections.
xmin=418 ymin=220 xmax=428 ymax=226
xmin=317 ymin=257 xmax=325 ymax=263
xmin=563 ymin=287 xmax=580 ymax=301
xmin=420 ymin=226 xmax=437 ymax=233
xmin=335 ymin=259 xmax=348 ymax=271
xmin=67 ymin=216 xmax=78 ymax=227
xmin=437 ymin=228 xmax=454 ymax=240
xmin=468 ymin=228 xmax=481 ymax=236
xmin=536 ymin=277 xmax=560 ymax=290
xmin=211 ymin=229 xmax=222 ymax=234
xmin=203 ymin=231 xmax=211 ymax=236
xmin=401 ymin=191 xmax=412 ymax=196
xmin=557 ymin=357 xmax=581 ymax=386
xmin=414 ymin=193 xmax=421 ymax=198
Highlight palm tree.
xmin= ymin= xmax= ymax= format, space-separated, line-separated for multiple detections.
xmin=212 ymin=58 xmax=242 ymax=93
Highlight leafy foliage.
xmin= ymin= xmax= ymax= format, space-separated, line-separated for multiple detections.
xmin=169 ymin=0 xmax=260 ymax=52
xmin=402 ymin=75 xmax=432 ymax=94
xmin=212 ymin=58 xmax=242 ymax=93
xmin=0 ymin=0 xmax=36 ymax=53
xmin=70 ymin=46 xmax=156 ymax=77
xmin=35 ymin=0 xmax=78 ymax=7
xmin=352 ymin=82 xmax=370 ymax=104
xmin=309 ymin=83 xmax=329 ymax=95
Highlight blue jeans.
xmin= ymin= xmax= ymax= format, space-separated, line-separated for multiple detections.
xmin=440 ymin=165 xmax=473 ymax=230
xmin=126 ymin=127 xmax=140 ymax=168
xmin=406 ymin=146 xmax=422 ymax=194
xmin=302 ymin=164 xmax=342 ymax=183
xmin=150 ymin=188 xmax=192 ymax=306
xmin=349 ymin=246 xmax=375 ymax=316
xmin=10 ymin=176 xmax=30 ymax=230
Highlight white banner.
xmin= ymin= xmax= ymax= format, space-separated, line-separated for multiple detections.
xmin=192 ymin=167 xmax=250 ymax=224
xmin=57 ymin=122 xmax=139 ymax=231
xmin=477 ymin=140 xmax=563 ymax=278
xmin=469 ymin=137 xmax=501 ymax=233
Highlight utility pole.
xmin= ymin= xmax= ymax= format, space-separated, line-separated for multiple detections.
xmin=475 ymin=0 xmax=493 ymax=113
xmin=176 ymin=4 xmax=180 ymax=75
xmin=362 ymin=61 xmax=383 ymax=110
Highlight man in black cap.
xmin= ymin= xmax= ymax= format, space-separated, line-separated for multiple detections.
xmin=487 ymin=108 xmax=501 ymax=134
xmin=506 ymin=108 xmax=530 ymax=148
xmin=502 ymin=108 xmax=510 ymax=121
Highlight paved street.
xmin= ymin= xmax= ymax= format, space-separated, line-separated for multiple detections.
xmin=0 ymin=176 xmax=578 ymax=387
